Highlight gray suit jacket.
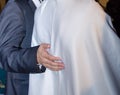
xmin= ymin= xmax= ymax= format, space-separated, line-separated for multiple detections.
xmin=0 ymin=0 xmax=44 ymax=95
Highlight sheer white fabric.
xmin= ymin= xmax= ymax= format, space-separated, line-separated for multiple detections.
xmin=29 ymin=0 xmax=120 ymax=95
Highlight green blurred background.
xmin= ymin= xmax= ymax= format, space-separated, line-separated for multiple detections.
xmin=0 ymin=69 xmax=6 ymax=94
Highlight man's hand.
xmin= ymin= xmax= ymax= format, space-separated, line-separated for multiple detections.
xmin=37 ymin=43 xmax=64 ymax=71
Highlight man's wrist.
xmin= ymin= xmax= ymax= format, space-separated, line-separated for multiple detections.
xmin=37 ymin=63 xmax=46 ymax=72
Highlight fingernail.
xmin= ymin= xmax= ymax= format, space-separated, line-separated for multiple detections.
xmin=47 ymin=45 xmax=50 ymax=48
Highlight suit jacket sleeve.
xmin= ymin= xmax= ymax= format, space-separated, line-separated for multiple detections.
xmin=106 ymin=0 xmax=120 ymax=20
xmin=0 ymin=1 xmax=41 ymax=73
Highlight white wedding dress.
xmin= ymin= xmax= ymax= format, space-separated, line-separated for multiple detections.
xmin=29 ymin=0 xmax=120 ymax=95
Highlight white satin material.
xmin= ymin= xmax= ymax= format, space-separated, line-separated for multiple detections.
xmin=32 ymin=0 xmax=41 ymax=8
xmin=29 ymin=0 xmax=120 ymax=95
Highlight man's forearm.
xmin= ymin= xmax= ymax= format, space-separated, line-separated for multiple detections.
xmin=0 ymin=45 xmax=42 ymax=73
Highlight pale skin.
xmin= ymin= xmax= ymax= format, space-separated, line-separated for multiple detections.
xmin=37 ymin=43 xmax=65 ymax=71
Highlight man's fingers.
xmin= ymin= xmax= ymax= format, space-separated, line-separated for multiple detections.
xmin=45 ymin=53 xmax=61 ymax=62
xmin=42 ymin=57 xmax=64 ymax=67
xmin=41 ymin=58 xmax=64 ymax=71
xmin=41 ymin=47 xmax=61 ymax=62
xmin=43 ymin=61 xmax=64 ymax=71
xmin=37 ymin=43 xmax=65 ymax=71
